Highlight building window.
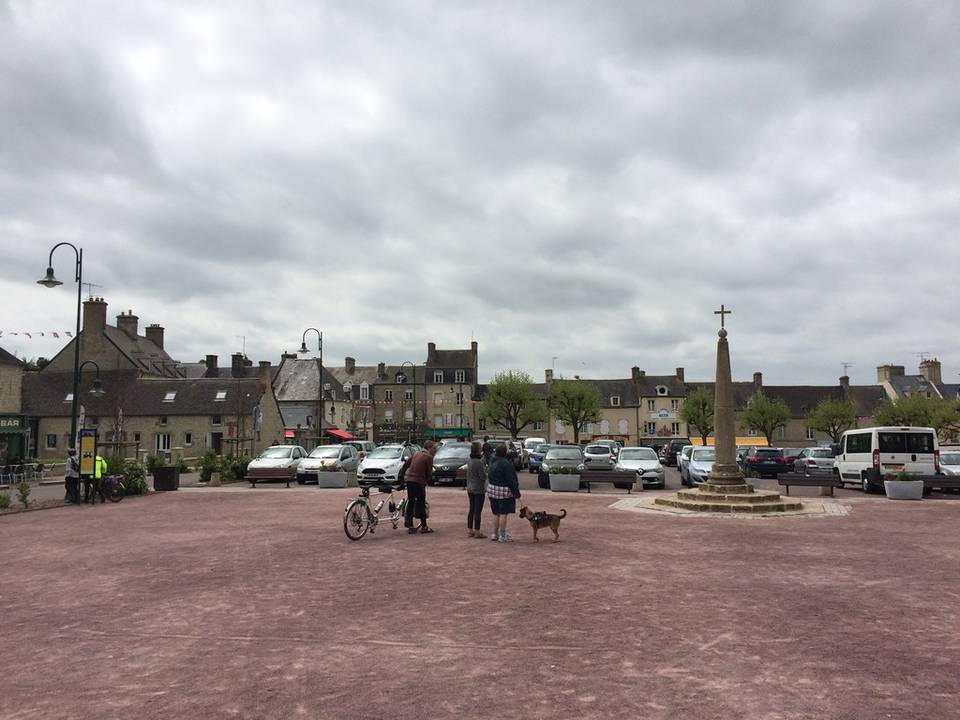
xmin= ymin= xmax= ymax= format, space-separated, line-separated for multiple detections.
xmin=404 ymin=409 xmax=414 ymax=421
xmin=63 ymin=393 xmax=74 ymax=403
xmin=747 ymin=428 xmax=758 ymax=437
xmin=533 ymin=421 xmax=543 ymax=431
xmin=647 ymin=400 xmax=655 ymax=411
xmin=444 ymin=413 xmax=454 ymax=425
xmin=133 ymin=432 xmax=141 ymax=443
xmin=89 ymin=416 xmax=99 ymax=426
xmin=212 ymin=415 xmax=222 ymax=426
xmin=779 ymin=426 xmax=786 ymax=439
xmin=671 ymin=399 xmax=679 ymax=410
xmin=384 ymin=409 xmax=394 ymax=422
xmin=671 ymin=422 xmax=680 ymax=435
xmin=455 ymin=392 xmax=464 ymax=405
xmin=645 ymin=422 xmax=657 ymax=435
xmin=455 ymin=369 xmax=465 ymax=383
xmin=433 ymin=392 xmax=443 ymax=406
xmin=163 ymin=391 xmax=176 ymax=403
xmin=384 ymin=390 xmax=393 ymax=402
xmin=214 ymin=391 xmax=227 ymax=402
xmin=360 ymin=383 xmax=369 ymax=400
xmin=160 ymin=416 xmax=168 ymax=426
xmin=434 ymin=370 xmax=444 ymax=383
xmin=611 ymin=396 xmax=621 ymax=407
xmin=434 ymin=414 xmax=443 ymax=427
xmin=479 ymin=418 xmax=487 ymax=431
xmin=404 ymin=389 xmax=413 ymax=400
xmin=184 ymin=432 xmax=193 ymax=446
xmin=806 ymin=427 xmax=816 ymax=441
xmin=45 ymin=434 xmax=57 ymax=449
xmin=156 ymin=433 xmax=171 ymax=455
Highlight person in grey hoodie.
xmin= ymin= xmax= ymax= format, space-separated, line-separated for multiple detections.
xmin=465 ymin=441 xmax=487 ymax=538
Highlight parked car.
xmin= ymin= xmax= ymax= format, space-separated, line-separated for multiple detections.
xmin=685 ymin=447 xmax=716 ymax=486
xmin=344 ymin=440 xmax=376 ymax=459
xmin=591 ymin=439 xmax=621 ymax=458
xmin=939 ymin=448 xmax=960 ymax=480
xmin=527 ymin=443 xmax=553 ymax=474
xmin=508 ymin=440 xmax=526 ymax=469
xmin=583 ymin=443 xmax=616 ymax=470
xmin=538 ymin=447 xmax=585 ymax=489
xmin=781 ymin=448 xmax=804 ymax=466
xmin=297 ymin=444 xmax=359 ymax=484
xmin=834 ymin=426 xmax=939 ymax=494
xmin=660 ymin=438 xmax=692 ymax=466
xmin=742 ymin=448 xmax=789 ymax=478
xmin=523 ymin=437 xmax=546 ymax=452
xmin=677 ymin=445 xmax=695 ymax=484
xmin=431 ymin=442 xmax=472 ymax=486
xmin=246 ymin=445 xmax=308 ymax=485
xmin=735 ymin=445 xmax=755 ymax=471
xmin=615 ymin=446 xmax=665 ymax=489
xmin=793 ymin=447 xmax=835 ymax=475
xmin=357 ymin=444 xmax=416 ymax=486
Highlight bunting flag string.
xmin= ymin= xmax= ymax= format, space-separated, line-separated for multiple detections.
xmin=0 ymin=331 xmax=72 ymax=339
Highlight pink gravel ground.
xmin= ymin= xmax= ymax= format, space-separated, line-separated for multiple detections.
xmin=1 ymin=486 xmax=958 ymax=720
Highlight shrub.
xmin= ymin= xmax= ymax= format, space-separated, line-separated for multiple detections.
xmin=106 ymin=455 xmax=127 ymax=475
xmin=16 ymin=480 xmax=31 ymax=508
xmin=0 ymin=493 xmax=10 ymax=510
xmin=121 ymin=460 xmax=149 ymax=496
xmin=145 ymin=454 xmax=166 ymax=474
xmin=219 ymin=454 xmax=251 ymax=482
xmin=198 ymin=450 xmax=219 ymax=482
xmin=176 ymin=457 xmax=190 ymax=474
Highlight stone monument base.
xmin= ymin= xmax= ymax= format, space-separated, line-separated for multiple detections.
xmin=654 ymin=483 xmax=802 ymax=513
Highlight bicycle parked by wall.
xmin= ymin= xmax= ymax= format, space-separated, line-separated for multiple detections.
xmin=101 ymin=474 xmax=125 ymax=503
xmin=343 ymin=482 xmax=407 ymax=541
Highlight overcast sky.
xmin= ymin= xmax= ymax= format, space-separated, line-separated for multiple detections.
xmin=2 ymin=1 xmax=958 ymax=386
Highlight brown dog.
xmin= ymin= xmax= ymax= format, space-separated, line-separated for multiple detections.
xmin=519 ymin=505 xmax=567 ymax=543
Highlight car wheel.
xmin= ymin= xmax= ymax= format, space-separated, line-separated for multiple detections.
xmin=861 ymin=474 xmax=873 ymax=494
xmin=538 ymin=476 xmax=549 ymax=490
xmin=297 ymin=479 xmax=305 ymax=485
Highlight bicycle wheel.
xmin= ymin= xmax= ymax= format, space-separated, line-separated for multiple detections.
xmin=107 ymin=480 xmax=125 ymax=503
xmin=343 ymin=500 xmax=372 ymax=541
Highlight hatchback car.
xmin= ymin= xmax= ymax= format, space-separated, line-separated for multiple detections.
xmin=793 ymin=447 xmax=835 ymax=475
xmin=677 ymin=445 xmax=695 ymax=484
xmin=591 ymin=439 xmax=621 ymax=458
xmin=343 ymin=440 xmax=376 ymax=459
xmin=527 ymin=443 xmax=553 ymax=474
xmin=297 ymin=444 xmax=359 ymax=484
xmin=357 ymin=444 xmax=416 ymax=486
xmin=685 ymin=446 xmax=716 ymax=486
xmin=246 ymin=445 xmax=308 ymax=485
xmin=660 ymin=438 xmax=692 ymax=466
xmin=742 ymin=448 xmax=788 ymax=478
xmin=583 ymin=443 xmax=616 ymax=470
xmin=939 ymin=449 xmax=960 ymax=478
xmin=431 ymin=442 xmax=472 ymax=486
xmin=538 ymin=446 xmax=585 ymax=489
xmin=615 ymin=447 xmax=666 ymax=489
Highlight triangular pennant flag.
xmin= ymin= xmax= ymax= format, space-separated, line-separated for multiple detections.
xmin=24 ymin=333 xmax=32 ymax=338
xmin=53 ymin=332 xmax=60 ymax=338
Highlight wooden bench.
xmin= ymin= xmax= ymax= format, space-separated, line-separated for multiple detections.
xmin=777 ymin=471 xmax=843 ymax=496
xmin=579 ymin=469 xmax=636 ymax=494
xmin=246 ymin=468 xmax=296 ymax=488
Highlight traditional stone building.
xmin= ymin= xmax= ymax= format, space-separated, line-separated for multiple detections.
xmin=0 ymin=345 xmax=26 ymax=463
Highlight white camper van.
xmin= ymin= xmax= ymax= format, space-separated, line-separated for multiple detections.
xmin=834 ymin=426 xmax=940 ymax=494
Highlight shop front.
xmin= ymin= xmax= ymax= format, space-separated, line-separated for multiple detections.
xmin=0 ymin=415 xmax=29 ymax=463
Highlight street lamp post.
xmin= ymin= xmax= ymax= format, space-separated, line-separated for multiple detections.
xmin=77 ymin=361 xmax=106 ymax=400
xmin=37 ymin=242 xmax=83 ymax=449
xmin=400 ymin=361 xmax=417 ymax=444
xmin=300 ymin=328 xmax=323 ymax=449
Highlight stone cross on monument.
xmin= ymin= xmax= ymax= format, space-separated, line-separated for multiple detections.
xmin=708 ymin=304 xmax=742 ymax=485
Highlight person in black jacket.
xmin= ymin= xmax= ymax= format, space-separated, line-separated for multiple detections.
xmin=486 ymin=444 xmax=521 ymax=543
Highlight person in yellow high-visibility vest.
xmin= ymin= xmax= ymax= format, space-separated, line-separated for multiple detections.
xmin=86 ymin=455 xmax=108 ymax=504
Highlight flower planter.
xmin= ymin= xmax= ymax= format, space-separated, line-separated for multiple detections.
xmin=549 ymin=473 xmax=580 ymax=492
xmin=152 ymin=466 xmax=180 ymax=492
xmin=316 ymin=471 xmax=350 ymax=488
xmin=884 ymin=479 xmax=924 ymax=500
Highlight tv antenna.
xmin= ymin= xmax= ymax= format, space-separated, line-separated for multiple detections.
xmin=82 ymin=282 xmax=102 ymax=299
xmin=841 ymin=362 xmax=854 ymax=376
xmin=236 ymin=335 xmax=246 ymax=356
xmin=914 ymin=351 xmax=931 ymax=363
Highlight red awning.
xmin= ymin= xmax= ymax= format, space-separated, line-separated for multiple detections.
xmin=284 ymin=430 xmax=295 ymax=438
xmin=326 ymin=428 xmax=355 ymax=441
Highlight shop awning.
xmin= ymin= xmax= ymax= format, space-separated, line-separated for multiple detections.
xmin=326 ymin=428 xmax=356 ymax=441
xmin=691 ymin=437 xmax=769 ymax=446
xmin=0 ymin=416 xmax=27 ymax=434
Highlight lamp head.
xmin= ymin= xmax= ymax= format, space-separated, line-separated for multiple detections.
xmin=37 ymin=267 xmax=62 ymax=288
xmin=90 ymin=378 xmax=105 ymax=397
xmin=299 ymin=341 xmax=309 ymax=354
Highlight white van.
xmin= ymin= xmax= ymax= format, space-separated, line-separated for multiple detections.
xmin=523 ymin=437 xmax=546 ymax=451
xmin=835 ymin=426 xmax=940 ymax=493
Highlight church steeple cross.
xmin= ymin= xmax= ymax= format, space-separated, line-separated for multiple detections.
xmin=714 ymin=304 xmax=731 ymax=328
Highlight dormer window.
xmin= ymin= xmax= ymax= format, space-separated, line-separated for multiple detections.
xmin=434 ymin=370 xmax=444 ymax=383
xmin=163 ymin=391 xmax=177 ymax=403
xmin=454 ymin=370 xmax=465 ymax=383
xmin=360 ymin=383 xmax=369 ymax=400
xmin=656 ymin=385 xmax=668 ymax=396
xmin=214 ymin=390 xmax=227 ymax=402
xmin=63 ymin=393 xmax=74 ymax=403
xmin=343 ymin=383 xmax=352 ymax=395
xmin=611 ymin=396 xmax=621 ymax=406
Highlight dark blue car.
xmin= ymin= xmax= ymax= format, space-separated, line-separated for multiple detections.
xmin=526 ymin=444 xmax=553 ymax=474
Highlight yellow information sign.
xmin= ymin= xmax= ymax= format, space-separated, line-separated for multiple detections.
xmin=79 ymin=429 xmax=97 ymax=477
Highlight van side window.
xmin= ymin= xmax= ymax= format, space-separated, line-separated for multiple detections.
xmin=906 ymin=433 xmax=935 ymax=453
xmin=847 ymin=433 xmax=871 ymax=453
xmin=878 ymin=432 xmax=906 ymax=453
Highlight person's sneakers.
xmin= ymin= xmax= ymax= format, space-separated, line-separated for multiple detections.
xmin=467 ymin=529 xmax=475 ymax=538
xmin=490 ymin=531 xmax=500 ymax=541
xmin=407 ymin=527 xmax=418 ymax=534
xmin=499 ymin=532 xmax=513 ymax=543
xmin=473 ymin=531 xmax=486 ymax=539
xmin=419 ymin=526 xmax=435 ymax=534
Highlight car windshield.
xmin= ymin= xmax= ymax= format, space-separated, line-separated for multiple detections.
xmin=620 ymin=448 xmax=658 ymax=461
xmin=811 ymin=449 xmax=833 ymax=458
xmin=533 ymin=444 xmax=550 ymax=453
xmin=258 ymin=447 xmax=292 ymax=459
xmin=436 ymin=445 xmax=471 ymax=459
xmin=368 ymin=447 xmax=404 ymax=459
xmin=692 ymin=448 xmax=716 ymax=461
xmin=756 ymin=449 xmax=782 ymax=457
xmin=308 ymin=447 xmax=341 ymax=458
xmin=940 ymin=452 xmax=960 ymax=465
xmin=585 ymin=445 xmax=610 ymax=454
xmin=546 ymin=449 xmax=582 ymax=460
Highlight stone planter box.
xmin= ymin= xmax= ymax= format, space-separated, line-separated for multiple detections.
xmin=549 ymin=473 xmax=580 ymax=492
xmin=152 ymin=466 xmax=180 ymax=491
xmin=315 ymin=471 xmax=350 ymax=488
xmin=884 ymin=479 xmax=924 ymax=500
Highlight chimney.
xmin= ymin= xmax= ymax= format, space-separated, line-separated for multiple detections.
xmin=281 ymin=351 xmax=298 ymax=360
xmin=427 ymin=342 xmax=437 ymax=363
xmin=345 ymin=357 xmax=356 ymax=375
xmin=471 ymin=341 xmax=478 ymax=357
xmin=145 ymin=323 xmax=164 ymax=349
xmin=919 ymin=358 xmax=942 ymax=385
xmin=545 ymin=369 xmax=553 ymax=383
xmin=377 ymin=362 xmax=386 ymax=379
xmin=82 ymin=297 xmax=107 ymax=336
xmin=205 ymin=355 xmax=218 ymax=377
xmin=676 ymin=367 xmax=685 ymax=383
xmin=116 ymin=310 xmax=139 ymax=339
xmin=231 ymin=352 xmax=244 ymax=378
xmin=259 ymin=360 xmax=272 ymax=393
xmin=753 ymin=372 xmax=763 ymax=389
xmin=876 ymin=364 xmax=905 ymax=384
xmin=840 ymin=375 xmax=850 ymax=392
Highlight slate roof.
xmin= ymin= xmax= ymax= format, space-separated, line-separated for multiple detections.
xmin=22 ymin=371 xmax=265 ymax=417
xmin=888 ymin=374 xmax=941 ymax=398
xmin=278 ymin=405 xmax=335 ymax=430
xmin=427 ymin=349 xmax=475 ymax=368
xmin=179 ymin=361 xmax=281 ymax=381
xmin=583 ymin=379 xmax=640 ymax=407
xmin=936 ymin=383 xmax=960 ymax=400
xmin=846 ymin=385 xmax=887 ymax=418
xmin=273 ymin=359 xmax=346 ymax=403
xmin=102 ymin=326 xmax=182 ymax=377
xmin=636 ymin=375 xmax=687 ymax=397
xmin=0 ymin=345 xmax=22 ymax=366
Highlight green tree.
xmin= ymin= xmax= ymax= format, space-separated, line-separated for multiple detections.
xmin=873 ymin=395 xmax=960 ymax=441
xmin=739 ymin=391 xmax=791 ymax=445
xmin=477 ymin=371 xmax=547 ymax=439
xmin=679 ymin=387 xmax=714 ymax=446
xmin=549 ymin=379 xmax=601 ymax=444
xmin=806 ymin=397 xmax=856 ymax=443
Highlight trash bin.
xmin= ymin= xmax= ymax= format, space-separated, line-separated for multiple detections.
xmin=153 ymin=466 xmax=180 ymax=491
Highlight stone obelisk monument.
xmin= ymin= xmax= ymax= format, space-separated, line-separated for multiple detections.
xmin=655 ymin=305 xmax=800 ymax=513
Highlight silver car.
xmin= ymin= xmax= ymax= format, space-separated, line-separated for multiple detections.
xmin=583 ymin=444 xmax=616 ymax=470
xmin=615 ymin=447 xmax=665 ymax=489
xmin=686 ymin=447 xmax=716 ymax=486
xmin=793 ymin=447 xmax=835 ymax=475
xmin=677 ymin=445 xmax=695 ymax=484
xmin=297 ymin=444 xmax=360 ymax=484
xmin=939 ymin=450 xmax=960 ymax=477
